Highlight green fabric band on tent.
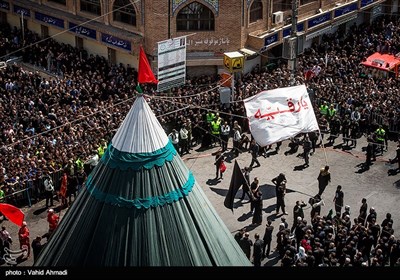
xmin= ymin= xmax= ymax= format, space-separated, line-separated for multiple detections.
xmin=101 ymin=141 xmax=177 ymax=170
xmin=85 ymin=172 xmax=195 ymax=209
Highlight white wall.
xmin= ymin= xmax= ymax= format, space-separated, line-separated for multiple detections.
xmin=29 ymin=21 xmax=42 ymax=36
xmin=116 ymin=51 xmax=137 ymax=69
xmin=84 ymin=39 xmax=108 ymax=59
xmin=303 ymin=39 xmax=313 ymax=50
xmin=243 ymin=55 xmax=261 ymax=74
xmin=7 ymin=14 xmax=20 ymax=28
xmin=49 ymin=27 xmax=75 ymax=46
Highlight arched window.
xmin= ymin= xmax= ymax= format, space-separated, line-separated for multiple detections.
xmin=176 ymin=2 xmax=214 ymax=31
xmin=249 ymin=1 xmax=263 ymax=23
xmin=80 ymin=0 xmax=101 ymax=15
xmin=113 ymin=0 xmax=136 ymax=26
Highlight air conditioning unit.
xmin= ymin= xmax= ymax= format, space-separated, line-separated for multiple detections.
xmin=272 ymin=11 xmax=284 ymax=24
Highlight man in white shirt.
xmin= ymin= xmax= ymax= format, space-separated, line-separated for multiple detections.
xmin=179 ymin=125 xmax=190 ymax=156
xmin=43 ymin=171 xmax=55 ymax=208
xmin=220 ymin=121 xmax=230 ymax=152
xmin=85 ymin=151 xmax=99 ymax=173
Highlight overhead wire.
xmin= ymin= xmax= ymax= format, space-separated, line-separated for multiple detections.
xmin=149 ymin=93 xmax=382 ymax=149
xmin=0 ymin=71 xmax=231 ymax=149
xmin=0 ymin=0 xmax=141 ymax=61
xmin=1 ymin=1 xmax=391 ymax=149
xmin=1 ymin=96 xmax=135 ymax=149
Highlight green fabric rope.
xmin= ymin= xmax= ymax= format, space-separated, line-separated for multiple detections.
xmin=101 ymin=141 xmax=177 ymax=170
xmin=85 ymin=172 xmax=195 ymax=209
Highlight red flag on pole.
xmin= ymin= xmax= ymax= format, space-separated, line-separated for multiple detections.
xmin=138 ymin=46 xmax=158 ymax=84
xmin=0 ymin=203 xmax=25 ymax=226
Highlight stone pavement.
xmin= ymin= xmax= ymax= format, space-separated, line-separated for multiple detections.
xmin=1 ymin=135 xmax=399 ymax=267
xmin=184 ymin=135 xmax=400 ymax=266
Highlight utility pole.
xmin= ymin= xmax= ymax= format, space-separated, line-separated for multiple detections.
xmin=21 ymin=12 xmax=25 ymax=44
xmin=168 ymin=0 xmax=171 ymax=39
xmin=289 ymin=0 xmax=298 ymax=86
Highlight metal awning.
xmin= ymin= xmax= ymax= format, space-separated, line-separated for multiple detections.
xmin=305 ymin=26 xmax=332 ymax=41
xmin=239 ymin=48 xmax=257 ymax=56
xmin=332 ymin=13 xmax=358 ymax=27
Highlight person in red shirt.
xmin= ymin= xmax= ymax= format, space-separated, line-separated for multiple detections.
xmin=18 ymin=221 xmax=30 ymax=257
xmin=47 ymin=209 xmax=59 ymax=237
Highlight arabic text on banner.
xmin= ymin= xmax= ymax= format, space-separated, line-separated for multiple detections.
xmin=244 ymin=84 xmax=319 ymax=147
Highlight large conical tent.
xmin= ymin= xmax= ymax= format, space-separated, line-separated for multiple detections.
xmin=35 ymin=95 xmax=251 ymax=266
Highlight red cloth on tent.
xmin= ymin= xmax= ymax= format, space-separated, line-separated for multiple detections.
xmin=138 ymin=46 xmax=158 ymax=84
xmin=0 ymin=203 xmax=25 ymax=226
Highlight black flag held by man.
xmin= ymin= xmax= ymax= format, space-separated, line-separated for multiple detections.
xmin=224 ymin=160 xmax=247 ymax=211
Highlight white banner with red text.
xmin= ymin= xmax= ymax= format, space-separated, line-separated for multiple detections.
xmin=244 ymin=84 xmax=319 ymax=147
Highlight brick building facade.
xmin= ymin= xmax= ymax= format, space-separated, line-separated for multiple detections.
xmin=0 ymin=0 xmax=398 ymax=77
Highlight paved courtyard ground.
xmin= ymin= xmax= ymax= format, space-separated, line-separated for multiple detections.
xmin=1 ymin=135 xmax=399 ymax=267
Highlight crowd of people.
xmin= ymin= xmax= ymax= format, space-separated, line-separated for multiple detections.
xmin=1 ymin=13 xmax=400 ymax=266
xmin=1 ymin=15 xmax=400 ymax=200
xmin=234 ymin=173 xmax=400 ymax=267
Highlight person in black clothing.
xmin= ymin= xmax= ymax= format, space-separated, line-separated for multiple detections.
xmin=253 ymin=233 xmax=264 ymax=267
xmin=310 ymin=194 xmax=323 ymax=219
xmin=251 ymin=187 xmax=263 ymax=225
xmin=212 ymin=150 xmax=224 ymax=179
xmin=381 ymin=213 xmax=393 ymax=228
xmin=276 ymin=182 xmax=287 ymax=215
xmin=291 ymin=200 xmax=307 ymax=232
xmin=339 ymin=205 xmax=350 ymax=219
xmin=249 ymin=139 xmax=261 ymax=168
xmin=31 ymin=236 xmax=43 ymax=262
xmin=263 ymin=220 xmax=274 ymax=258
xmin=234 ymin=228 xmax=245 ymax=244
xmin=239 ymin=232 xmax=253 ymax=260
xmin=349 ymin=120 xmax=359 ymax=148
xmin=249 ymin=177 xmax=259 ymax=213
xmin=366 ymin=207 xmax=377 ymax=226
xmin=240 ymin=167 xmax=252 ymax=201
xmin=239 ymin=133 xmax=251 ymax=151
xmin=341 ymin=115 xmax=351 ymax=146
xmin=308 ymin=131 xmax=318 ymax=155
xmin=390 ymin=240 xmax=400 ymax=267
xmin=365 ymin=141 xmax=374 ymax=169
xmin=358 ymin=198 xmax=368 ymax=225
xmin=317 ymin=165 xmax=331 ymax=195
xmin=328 ymin=116 xmax=341 ymax=145
xmin=333 ymin=185 xmax=344 ymax=215
xmin=272 ymin=173 xmax=286 ymax=190
xmin=303 ymin=134 xmax=312 ymax=167
xmin=67 ymin=172 xmax=78 ymax=205
xmin=76 ymin=168 xmax=87 ymax=194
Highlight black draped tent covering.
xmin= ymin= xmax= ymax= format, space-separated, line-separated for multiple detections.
xmin=34 ymin=95 xmax=251 ymax=266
